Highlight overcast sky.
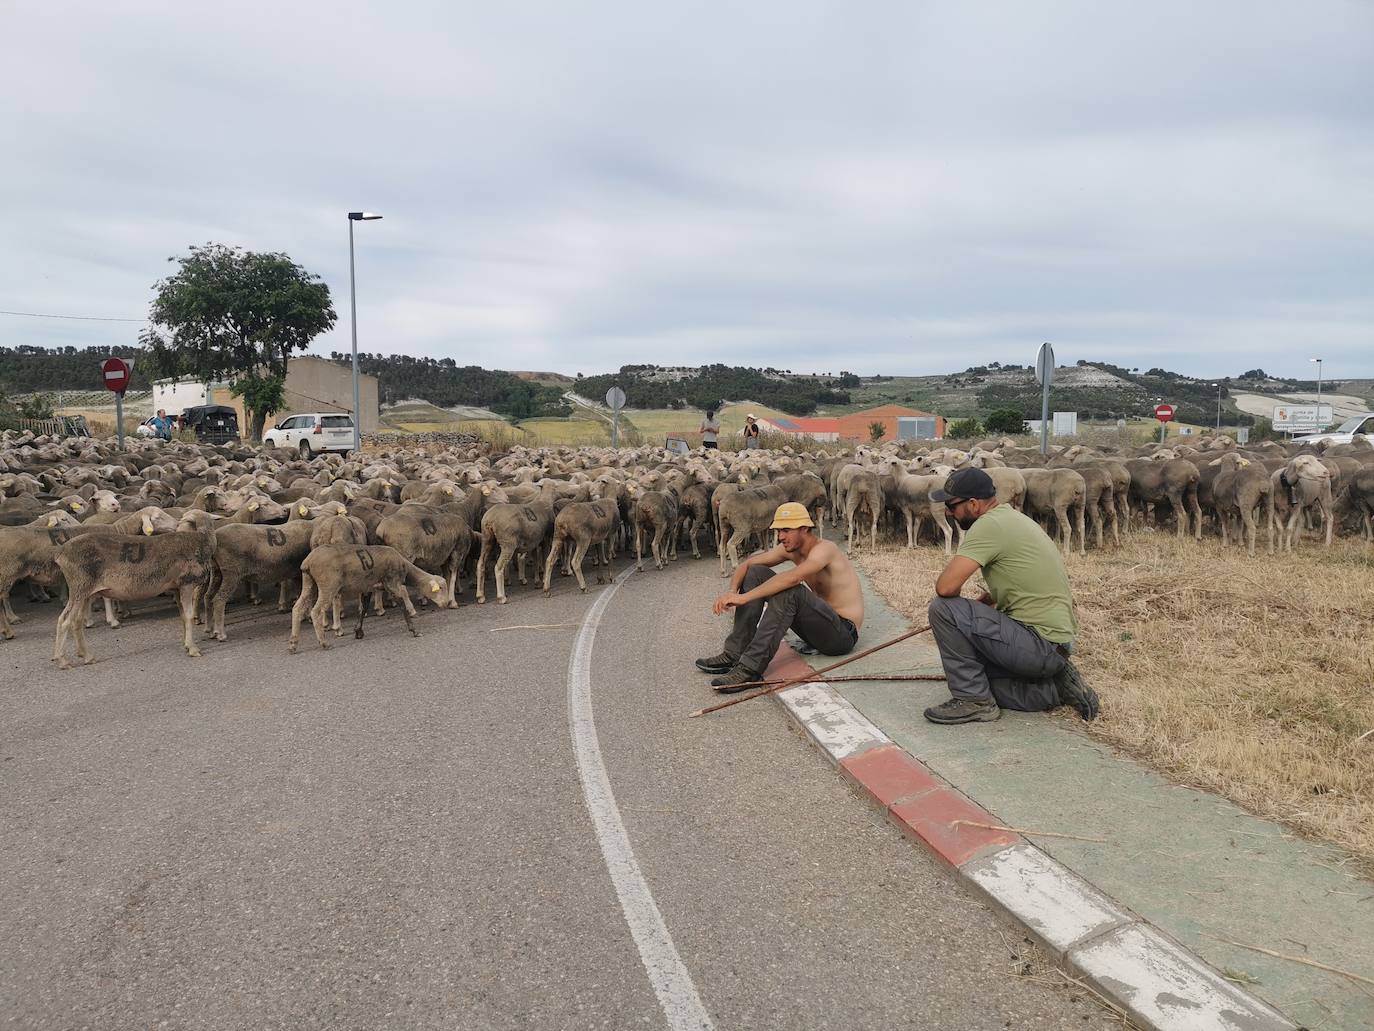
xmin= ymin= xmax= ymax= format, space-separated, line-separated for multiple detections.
xmin=4 ymin=1 xmax=1372 ymax=381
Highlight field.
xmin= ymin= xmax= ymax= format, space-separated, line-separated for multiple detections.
xmin=856 ymin=536 xmax=1374 ymax=871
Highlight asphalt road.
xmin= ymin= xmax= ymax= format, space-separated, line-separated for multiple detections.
xmin=1 ymin=552 xmax=1109 ymax=1029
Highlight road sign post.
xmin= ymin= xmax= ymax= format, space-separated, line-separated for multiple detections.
xmin=101 ymin=357 xmax=132 ymax=448
xmin=1154 ymin=403 xmax=1175 ymax=444
xmin=606 ymin=386 xmax=626 ymax=448
xmin=1035 ymin=343 xmax=1054 ymax=454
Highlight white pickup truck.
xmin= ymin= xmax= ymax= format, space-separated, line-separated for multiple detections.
xmin=1292 ymin=413 xmax=1374 ymax=446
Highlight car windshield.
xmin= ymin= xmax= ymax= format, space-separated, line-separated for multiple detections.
xmin=1330 ymin=416 xmax=1366 ymax=433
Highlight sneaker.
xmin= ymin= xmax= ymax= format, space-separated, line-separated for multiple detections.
xmin=695 ymin=651 xmax=737 ymax=675
xmin=710 ymin=664 xmax=763 ymax=693
xmin=923 ymin=697 xmax=1002 ymax=724
xmin=1053 ymin=660 xmax=1100 ymax=721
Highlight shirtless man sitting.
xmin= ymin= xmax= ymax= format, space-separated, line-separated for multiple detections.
xmin=697 ymin=503 xmax=864 ymax=693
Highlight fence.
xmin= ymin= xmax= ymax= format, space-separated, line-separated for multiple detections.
xmin=0 ymin=415 xmax=91 ymax=437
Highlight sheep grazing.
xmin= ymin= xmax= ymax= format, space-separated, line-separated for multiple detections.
xmin=886 ymin=462 xmax=954 ymax=553
xmin=1271 ymin=454 xmax=1334 ymax=552
xmin=1344 ymin=466 xmax=1374 ymax=543
xmin=1208 ymin=454 xmax=1273 ymax=556
xmin=288 ymin=544 xmax=447 ymax=652
xmin=542 ymin=500 xmax=620 ymax=594
xmin=1020 ymin=468 xmax=1088 ymax=556
xmin=1125 ymin=456 xmax=1202 ymax=540
xmin=51 ymin=527 xmax=216 ymax=669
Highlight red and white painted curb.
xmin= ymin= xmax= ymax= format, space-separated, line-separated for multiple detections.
xmin=763 ymin=646 xmax=1294 ymax=1031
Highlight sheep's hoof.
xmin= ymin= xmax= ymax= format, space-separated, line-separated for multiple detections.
xmin=355 ymin=628 xmax=364 ymax=639
xmin=81 ymin=655 xmax=95 ymax=665
xmin=320 ymin=641 xmax=330 ymax=650
xmin=251 ymin=598 xmax=263 ymax=606
xmin=447 ymin=601 xmax=460 ymax=609
xmin=8 ymin=614 xmax=21 ymax=624
xmin=213 ymin=631 xmax=226 ymax=642
xmin=580 ymin=586 xmax=587 ymax=593
xmin=543 ymin=590 xmax=551 ymax=598
xmin=276 ymin=605 xmax=288 ymax=614
xmin=57 ymin=658 xmax=71 ymax=670
xmin=187 ymin=647 xmax=201 ymax=658
xmin=476 ymin=598 xmax=486 ymax=605
xmin=497 ymin=598 xmax=508 ymax=605
xmin=288 ymin=641 xmax=298 ymax=654
xmin=409 ymin=629 xmax=421 ymax=639
xmin=335 ymin=628 xmax=345 ymax=638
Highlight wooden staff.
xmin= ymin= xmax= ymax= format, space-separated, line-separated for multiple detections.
xmin=688 ymin=624 xmax=932 ymax=718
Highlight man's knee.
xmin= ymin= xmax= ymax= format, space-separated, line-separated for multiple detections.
xmin=927 ymin=595 xmax=964 ymax=626
xmin=742 ymin=566 xmax=772 ymax=589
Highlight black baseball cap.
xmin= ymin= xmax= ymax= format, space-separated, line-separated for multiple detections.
xmin=930 ymin=468 xmax=996 ymax=503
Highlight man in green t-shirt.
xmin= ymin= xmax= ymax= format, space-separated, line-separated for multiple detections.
xmin=923 ymin=468 xmax=1099 ymax=725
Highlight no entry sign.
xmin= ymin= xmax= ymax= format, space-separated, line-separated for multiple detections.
xmin=101 ymin=357 xmax=132 ymax=395
xmin=1154 ymin=403 xmax=1175 ymax=423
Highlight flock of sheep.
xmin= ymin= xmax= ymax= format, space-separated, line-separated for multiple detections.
xmin=2 ymin=426 xmax=1372 ymax=669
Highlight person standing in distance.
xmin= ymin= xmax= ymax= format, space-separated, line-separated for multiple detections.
xmin=743 ymin=413 xmax=761 ymax=450
xmin=699 ymin=408 xmax=721 ymax=450
xmin=924 ymin=468 xmax=1099 ymax=725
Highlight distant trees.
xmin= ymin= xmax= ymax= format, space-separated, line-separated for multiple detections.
xmin=576 ymin=364 xmax=851 ymax=416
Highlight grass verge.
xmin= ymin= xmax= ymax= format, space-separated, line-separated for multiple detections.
xmin=856 ymin=535 xmax=1374 ymax=870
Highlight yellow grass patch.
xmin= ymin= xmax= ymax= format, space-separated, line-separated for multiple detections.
xmin=858 ymin=536 xmax=1374 ymax=868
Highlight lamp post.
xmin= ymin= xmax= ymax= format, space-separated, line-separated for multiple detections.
xmin=348 ymin=211 xmax=383 ymax=452
xmin=1309 ymin=357 xmax=1323 ymax=429
xmin=1212 ymin=382 xmax=1221 ymax=431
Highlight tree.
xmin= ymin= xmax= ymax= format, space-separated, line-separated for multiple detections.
xmin=984 ymin=409 xmax=1028 ymax=434
xmin=868 ymin=421 xmax=886 ymax=443
xmin=946 ymin=417 xmax=982 ymax=439
xmin=141 ymin=243 xmax=336 ymax=440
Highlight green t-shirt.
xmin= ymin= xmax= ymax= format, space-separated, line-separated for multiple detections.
xmin=956 ymin=504 xmax=1078 ymax=643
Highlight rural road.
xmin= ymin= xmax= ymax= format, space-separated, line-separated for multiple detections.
xmin=1 ymin=555 xmax=1108 ymax=1029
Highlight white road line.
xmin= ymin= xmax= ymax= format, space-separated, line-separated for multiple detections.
xmin=567 ymin=567 xmax=715 ymax=1031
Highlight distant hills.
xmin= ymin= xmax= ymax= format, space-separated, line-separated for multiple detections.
xmin=4 ymin=345 xmax=1368 ymax=426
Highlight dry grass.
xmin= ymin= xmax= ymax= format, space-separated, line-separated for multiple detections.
xmin=858 ymin=535 xmax=1374 ymax=868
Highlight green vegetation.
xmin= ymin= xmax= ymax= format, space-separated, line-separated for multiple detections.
xmin=577 ymin=364 xmax=852 ymax=415
xmin=945 ymin=417 xmax=982 ymax=439
xmin=343 ymin=353 xmax=570 ymax=420
xmin=0 ymin=345 xmax=150 ymax=394
xmin=140 ymin=243 xmax=337 ymax=440
xmin=868 ymin=421 xmax=886 ymax=443
xmin=983 ymin=409 xmax=1028 ymax=434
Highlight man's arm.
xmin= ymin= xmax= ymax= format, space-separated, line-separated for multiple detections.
xmin=935 ymin=555 xmax=984 ymax=599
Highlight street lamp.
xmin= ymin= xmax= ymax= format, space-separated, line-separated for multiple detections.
xmin=348 ymin=211 xmax=383 ymax=452
xmin=1211 ymin=382 xmax=1221 ymax=431
xmin=1309 ymin=357 xmax=1323 ymax=428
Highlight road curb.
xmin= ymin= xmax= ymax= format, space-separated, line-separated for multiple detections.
xmin=765 ymin=648 xmax=1295 ymax=1031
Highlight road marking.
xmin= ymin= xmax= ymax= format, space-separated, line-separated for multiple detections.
xmin=567 ymin=567 xmax=715 ymax=1031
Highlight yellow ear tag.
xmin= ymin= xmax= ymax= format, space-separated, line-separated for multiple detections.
xmin=431 ymin=582 xmax=441 ymax=593
xmin=248 ymin=502 xmax=259 ymax=511
xmin=144 ymin=523 xmax=154 ymax=535
xmin=298 ymin=504 xmax=308 ymax=515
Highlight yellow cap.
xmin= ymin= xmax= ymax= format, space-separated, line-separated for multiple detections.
xmin=770 ymin=502 xmax=814 ymax=529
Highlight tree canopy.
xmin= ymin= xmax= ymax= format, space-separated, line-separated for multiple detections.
xmin=140 ymin=243 xmax=336 ymax=438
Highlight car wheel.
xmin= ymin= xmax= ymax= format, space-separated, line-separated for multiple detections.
xmin=299 ymin=440 xmax=312 ymax=458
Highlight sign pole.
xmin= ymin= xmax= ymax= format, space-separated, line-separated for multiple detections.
xmin=612 ymin=410 xmax=619 ymax=448
xmin=115 ymin=392 xmax=125 ymax=449
xmin=1035 ymin=342 xmax=1054 ymax=455
xmin=605 ymin=385 xmax=626 ymax=449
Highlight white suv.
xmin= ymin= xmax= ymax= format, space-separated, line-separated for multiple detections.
xmin=263 ymin=413 xmax=356 ymax=455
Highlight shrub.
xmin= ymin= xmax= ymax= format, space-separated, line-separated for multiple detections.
xmin=945 ymin=417 xmax=982 ymax=439
xmin=983 ymin=409 xmax=1027 ymax=434
xmin=868 ymin=421 xmax=886 ymax=443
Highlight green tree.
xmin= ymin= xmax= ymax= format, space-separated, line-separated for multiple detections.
xmin=16 ymin=392 xmax=57 ymax=419
xmin=141 ymin=243 xmax=336 ymax=440
xmin=868 ymin=421 xmax=886 ymax=443
xmin=946 ymin=417 xmax=982 ymax=439
xmin=984 ymin=409 xmax=1028 ymax=435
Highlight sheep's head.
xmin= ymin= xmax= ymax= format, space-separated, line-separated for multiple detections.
xmin=44 ymin=511 xmax=79 ymax=529
xmin=1291 ymin=455 xmax=1331 ymax=480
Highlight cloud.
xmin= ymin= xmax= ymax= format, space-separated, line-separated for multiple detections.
xmin=3 ymin=0 xmax=1371 ymax=382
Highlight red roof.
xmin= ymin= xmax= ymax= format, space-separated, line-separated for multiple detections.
xmin=789 ymin=418 xmax=840 ymax=432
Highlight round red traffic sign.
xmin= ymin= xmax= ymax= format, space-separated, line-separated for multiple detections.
xmin=101 ymin=357 xmax=131 ymax=395
xmin=1154 ymin=403 xmax=1175 ymax=423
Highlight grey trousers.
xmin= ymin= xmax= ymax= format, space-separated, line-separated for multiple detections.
xmin=725 ymin=566 xmax=859 ymax=674
xmin=927 ymin=596 xmax=1067 ymax=711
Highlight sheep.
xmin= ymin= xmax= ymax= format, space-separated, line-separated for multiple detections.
xmin=884 ymin=462 xmax=954 ymax=553
xmin=474 ymin=481 xmax=559 ymax=604
xmin=203 ymin=520 xmax=317 ymax=640
xmin=542 ymin=500 xmax=620 ymax=594
xmin=1210 ymin=453 xmax=1273 ymax=556
xmin=51 ymin=526 xmax=216 ymax=669
xmin=376 ymin=507 xmax=473 ymax=607
xmin=1343 ymin=466 xmax=1374 ymax=543
xmin=633 ymin=489 xmax=679 ymax=571
xmin=1271 ymin=455 xmax=1334 ymax=552
xmin=287 ymin=544 xmax=448 ymax=652
xmin=674 ymin=481 xmax=714 ymax=559
xmin=844 ymin=470 xmax=884 ymax=552
xmin=1020 ymin=468 xmax=1088 ymax=556
xmin=716 ymin=484 xmax=786 ymax=573
xmin=1125 ymin=457 xmax=1201 ymax=540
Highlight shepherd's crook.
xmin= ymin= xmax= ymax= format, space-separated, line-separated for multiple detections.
xmin=688 ymin=624 xmax=933 ymax=718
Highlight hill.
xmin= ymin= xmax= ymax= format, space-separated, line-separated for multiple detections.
xmin=576 ymin=364 xmax=855 ymax=416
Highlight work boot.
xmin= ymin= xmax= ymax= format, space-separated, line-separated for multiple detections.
xmin=923 ymin=697 xmax=1001 ymax=724
xmin=1052 ymin=660 xmax=1100 ymax=721
xmin=695 ymin=651 xmax=737 ymax=675
xmin=710 ymin=664 xmax=763 ymax=693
